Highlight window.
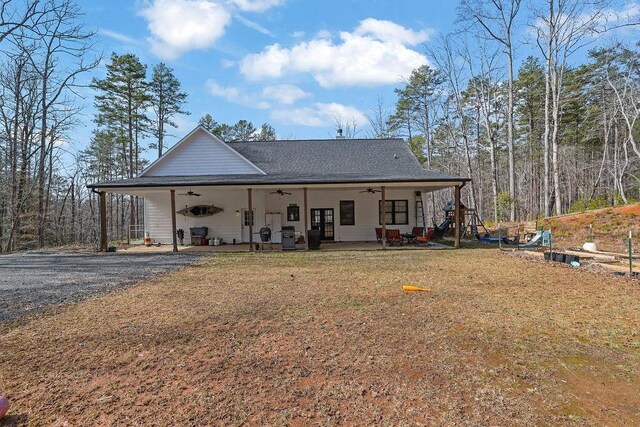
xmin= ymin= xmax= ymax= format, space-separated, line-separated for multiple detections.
xmin=340 ymin=200 xmax=355 ymax=225
xmin=379 ymin=200 xmax=408 ymax=225
xmin=287 ymin=204 xmax=300 ymax=221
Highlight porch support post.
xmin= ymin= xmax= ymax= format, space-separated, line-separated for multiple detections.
xmin=170 ymin=189 xmax=178 ymax=253
xmin=100 ymin=191 xmax=108 ymax=252
xmin=248 ymin=188 xmax=254 ymax=252
xmin=454 ymin=185 xmax=461 ymax=249
xmin=381 ymin=186 xmax=387 ymax=249
xmin=303 ymin=187 xmax=308 ymax=250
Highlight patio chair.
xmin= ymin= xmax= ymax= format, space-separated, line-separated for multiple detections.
xmin=402 ymin=226 xmax=425 ymax=244
xmin=415 ymin=228 xmax=434 ymax=246
xmin=386 ymin=229 xmax=403 ymax=246
xmin=375 ymin=227 xmax=383 ymax=243
xmin=411 ymin=227 xmax=424 ymax=237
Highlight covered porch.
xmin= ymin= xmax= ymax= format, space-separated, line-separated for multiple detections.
xmin=123 ymin=240 xmax=454 ymax=253
xmin=94 ymin=180 xmax=467 ymax=253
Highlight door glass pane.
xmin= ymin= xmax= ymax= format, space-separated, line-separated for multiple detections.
xmin=244 ymin=210 xmax=254 ymax=226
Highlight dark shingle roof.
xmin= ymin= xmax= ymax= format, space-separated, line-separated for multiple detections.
xmin=228 ymin=138 xmax=427 ymax=177
xmin=88 ymin=137 xmax=469 ymax=189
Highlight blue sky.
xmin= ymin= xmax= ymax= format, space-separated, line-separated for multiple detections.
xmin=73 ymin=0 xmax=459 ymax=154
xmin=73 ymin=0 xmax=638 ymax=159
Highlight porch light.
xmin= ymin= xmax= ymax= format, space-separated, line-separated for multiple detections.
xmin=235 ymin=210 xmax=240 ymax=216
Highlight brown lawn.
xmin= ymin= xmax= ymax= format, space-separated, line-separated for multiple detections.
xmin=541 ymin=202 xmax=640 ymax=253
xmin=1 ymin=249 xmax=640 ymax=426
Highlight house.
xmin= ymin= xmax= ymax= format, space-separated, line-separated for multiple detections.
xmin=87 ymin=125 xmax=470 ymax=251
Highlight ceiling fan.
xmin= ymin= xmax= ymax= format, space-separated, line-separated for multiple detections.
xmin=270 ymin=189 xmax=292 ymax=196
xmin=359 ymin=188 xmax=382 ymax=194
xmin=178 ymin=190 xmax=201 ymax=197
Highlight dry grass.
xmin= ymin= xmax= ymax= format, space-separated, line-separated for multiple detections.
xmin=2 ymin=249 xmax=640 ymax=426
xmin=541 ymin=203 xmax=640 ymax=253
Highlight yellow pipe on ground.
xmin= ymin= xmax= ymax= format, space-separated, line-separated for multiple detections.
xmin=403 ymin=285 xmax=430 ymax=292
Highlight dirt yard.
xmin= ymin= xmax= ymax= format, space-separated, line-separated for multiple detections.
xmin=542 ymin=203 xmax=640 ymax=253
xmin=1 ymin=249 xmax=639 ymax=425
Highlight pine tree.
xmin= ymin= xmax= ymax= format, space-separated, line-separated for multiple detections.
xmin=199 ymin=114 xmax=218 ymax=133
xmin=149 ymin=63 xmax=189 ymax=157
xmin=91 ymin=53 xmax=150 ymax=240
xmin=255 ymin=123 xmax=277 ymax=141
xmin=92 ymin=52 xmax=150 ymax=179
xmin=230 ymin=119 xmax=257 ymax=141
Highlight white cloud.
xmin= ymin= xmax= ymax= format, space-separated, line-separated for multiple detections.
xmin=99 ymin=29 xmax=142 ymax=46
xmin=239 ymin=18 xmax=430 ymax=87
xmin=271 ymin=102 xmax=367 ymax=127
xmin=315 ymin=29 xmax=332 ymax=39
xmin=354 ymin=18 xmax=431 ymax=45
xmin=221 ymin=59 xmax=236 ymax=68
xmin=261 ymin=84 xmax=309 ymax=104
xmin=139 ymin=0 xmax=231 ymax=60
xmin=206 ymin=80 xmax=270 ymax=109
xmin=234 ymin=14 xmax=274 ymax=36
xmin=228 ymin=0 xmax=284 ymax=12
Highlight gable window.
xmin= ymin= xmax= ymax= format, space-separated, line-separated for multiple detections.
xmin=287 ymin=204 xmax=300 ymax=222
xmin=379 ymin=200 xmax=408 ymax=225
xmin=340 ymin=200 xmax=355 ymax=226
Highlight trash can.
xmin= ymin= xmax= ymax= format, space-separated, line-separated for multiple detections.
xmin=281 ymin=226 xmax=296 ymax=251
xmin=307 ymin=229 xmax=321 ymax=250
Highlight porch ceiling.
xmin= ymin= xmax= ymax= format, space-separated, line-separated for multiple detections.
xmin=94 ymin=181 xmax=464 ymax=196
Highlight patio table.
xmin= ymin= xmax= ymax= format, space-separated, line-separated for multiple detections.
xmin=401 ymin=233 xmax=417 ymax=244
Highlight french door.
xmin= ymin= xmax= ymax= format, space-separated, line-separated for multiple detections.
xmin=310 ymin=208 xmax=335 ymax=240
xmin=240 ymin=208 xmax=255 ymax=242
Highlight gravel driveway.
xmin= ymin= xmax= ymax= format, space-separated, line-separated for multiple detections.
xmin=0 ymin=249 xmax=204 ymax=323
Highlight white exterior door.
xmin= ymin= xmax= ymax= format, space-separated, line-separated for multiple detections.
xmin=241 ymin=208 xmax=255 ymax=242
xmin=265 ymin=213 xmax=282 ymax=243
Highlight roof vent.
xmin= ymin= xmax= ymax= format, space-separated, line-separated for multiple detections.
xmin=336 ymin=128 xmax=345 ymax=139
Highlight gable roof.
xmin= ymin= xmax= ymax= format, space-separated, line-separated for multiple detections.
xmin=88 ymin=127 xmax=469 ymax=189
xmin=139 ymin=126 xmax=265 ymax=177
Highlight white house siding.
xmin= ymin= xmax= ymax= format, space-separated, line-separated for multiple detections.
xmin=142 ymin=128 xmax=261 ymax=177
xmin=143 ymin=189 xmax=267 ymax=244
xmin=144 ymin=187 xmax=425 ymax=244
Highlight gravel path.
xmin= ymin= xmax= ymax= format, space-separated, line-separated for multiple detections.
xmin=0 ymin=249 xmax=204 ymax=323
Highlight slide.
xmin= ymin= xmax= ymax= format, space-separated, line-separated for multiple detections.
xmin=520 ymin=232 xmax=542 ymax=247
xmin=433 ymin=218 xmax=451 ymax=237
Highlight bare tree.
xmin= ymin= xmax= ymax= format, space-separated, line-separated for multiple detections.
xmin=532 ymin=0 xmax=612 ymax=214
xmin=366 ymin=95 xmax=396 ymax=138
xmin=31 ymin=0 xmax=99 ymax=247
xmin=458 ymin=0 xmax=522 ymax=220
xmin=332 ymin=114 xmax=359 ymax=139
xmin=0 ymin=0 xmax=39 ymax=44
xmin=427 ymin=34 xmax=480 ymax=216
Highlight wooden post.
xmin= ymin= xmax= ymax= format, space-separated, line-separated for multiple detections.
xmin=381 ymin=186 xmax=386 ymax=249
xmin=303 ymin=187 xmax=308 ymax=250
xmin=248 ymin=188 xmax=253 ymax=252
xmin=100 ymin=191 xmax=108 ymax=252
xmin=170 ymin=189 xmax=178 ymax=253
xmin=454 ymin=185 xmax=461 ymax=249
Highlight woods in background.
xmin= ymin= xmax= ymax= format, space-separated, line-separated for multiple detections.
xmin=0 ymin=0 xmax=638 ymax=252
xmin=377 ymin=0 xmax=640 ymax=225
xmin=0 ymin=0 xmax=98 ymax=252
